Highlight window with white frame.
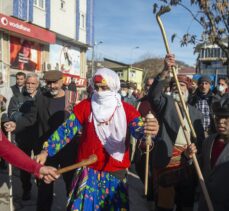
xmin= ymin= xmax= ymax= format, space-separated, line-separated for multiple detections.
xmin=34 ymin=0 xmax=45 ymax=9
xmin=80 ymin=12 xmax=86 ymax=29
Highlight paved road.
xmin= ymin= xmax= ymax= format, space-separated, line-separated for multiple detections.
xmin=0 ymin=166 xmax=154 ymax=211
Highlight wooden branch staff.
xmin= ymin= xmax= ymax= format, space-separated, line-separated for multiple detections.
xmin=155 ymin=6 xmax=214 ymax=211
xmin=156 ymin=6 xmax=196 ymax=139
xmin=8 ymin=132 xmax=14 ymax=211
xmin=175 ymin=102 xmax=214 ymax=211
xmin=57 ymin=154 xmax=97 ymax=174
xmin=144 ymin=112 xmax=155 ymax=196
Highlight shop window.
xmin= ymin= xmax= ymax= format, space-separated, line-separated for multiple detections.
xmin=34 ymin=0 xmax=45 ymax=9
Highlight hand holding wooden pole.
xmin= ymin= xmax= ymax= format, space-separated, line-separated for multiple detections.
xmin=174 ymin=102 xmax=214 ymax=211
xmin=155 ymin=7 xmax=214 ymax=211
xmin=156 ymin=6 xmax=197 ymax=140
xmin=57 ymin=154 xmax=97 ymax=174
xmin=144 ymin=112 xmax=155 ymax=196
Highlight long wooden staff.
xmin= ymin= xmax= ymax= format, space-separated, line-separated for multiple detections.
xmin=8 ymin=132 xmax=14 ymax=211
xmin=57 ymin=154 xmax=97 ymax=174
xmin=155 ymin=6 xmax=214 ymax=211
xmin=144 ymin=112 xmax=155 ymax=196
xmin=156 ymin=6 xmax=196 ymax=139
xmin=175 ymin=102 xmax=214 ymax=211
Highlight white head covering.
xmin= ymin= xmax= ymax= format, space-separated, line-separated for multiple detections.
xmin=91 ymin=68 xmax=127 ymax=161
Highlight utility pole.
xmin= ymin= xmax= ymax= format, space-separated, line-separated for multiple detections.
xmin=91 ymin=41 xmax=103 ymax=77
xmin=129 ymin=46 xmax=140 ymax=82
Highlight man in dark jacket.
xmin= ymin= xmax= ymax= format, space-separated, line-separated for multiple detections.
xmin=11 ymin=71 xmax=26 ymax=97
xmin=198 ymin=95 xmax=229 ymax=211
xmin=8 ymin=73 xmax=40 ymax=200
xmin=5 ymin=70 xmax=78 ymax=211
xmin=148 ymin=54 xmax=205 ymax=211
xmin=189 ymin=75 xmax=218 ymax=137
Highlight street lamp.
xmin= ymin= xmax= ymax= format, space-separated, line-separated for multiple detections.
xmin=91 ymin=41 xmax=103 ymax=77
xmin=128 ymin=46 xmax=140 ymax=81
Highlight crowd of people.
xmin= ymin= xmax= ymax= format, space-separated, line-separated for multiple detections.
xmin=0 ymin=54 xmax=228 ymax=211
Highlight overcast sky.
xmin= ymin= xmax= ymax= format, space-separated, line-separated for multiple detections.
xmin=89 ymin=0 xmax=202 ymax=66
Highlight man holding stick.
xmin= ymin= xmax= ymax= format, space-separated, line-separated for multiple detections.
xmin=36 ymin=68 xmax=159 ymax=211
xmin=148 ymin=54 xmax=205 ymax=211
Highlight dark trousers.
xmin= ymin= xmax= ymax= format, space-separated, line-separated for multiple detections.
xmin=17 ymin=139 xmax=39 ymax=193
xmin=36 ymin=140 xmax=78 ymax=211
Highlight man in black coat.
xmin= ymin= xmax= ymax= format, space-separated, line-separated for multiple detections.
xmin=8 ymin=73 xmax=40 ymax=200
xmin=5 ymin=70 xmax=78 ymax=211
xmin=148 ymin=54 xmax=205 ymax=211
xmin=189 ymin=75 xmax=218 ymax=137
xmin=197 ymin=95 xmax=229 ymax=211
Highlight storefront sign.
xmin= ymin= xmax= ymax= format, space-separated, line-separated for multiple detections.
xmin=63 ymin=73 xmax=87 ymax=87
xmin=0 ymin=13 xmax=55 ymax=43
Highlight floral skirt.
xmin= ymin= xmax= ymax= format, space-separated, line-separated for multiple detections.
xmin=67 ymin=167 xmax=129 ymax=211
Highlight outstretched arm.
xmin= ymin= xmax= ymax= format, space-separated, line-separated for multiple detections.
xmin=0 ymin=130 xmax=59 ymax=182
xmin=148 ymin=54 xmax=175 ymax=114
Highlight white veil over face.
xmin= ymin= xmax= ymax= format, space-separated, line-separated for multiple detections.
xmin=91 ymin=68 xmax=127 ymax=161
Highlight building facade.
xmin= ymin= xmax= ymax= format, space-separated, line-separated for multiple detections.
xmin=195 ymin=39 xmax=228 ymax=76
xmin=100 ymin=58 xmax=143 ymax=90
xmin=0 ymin=0 xmax=94 ymax=89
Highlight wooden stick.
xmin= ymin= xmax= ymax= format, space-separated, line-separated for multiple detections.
xmin=175 ymin=102 xmax=214 ymax=211
xmin=156 ymin=7 xmax=197 ymax=140
xmin=156 ymin=7 xmax=214 ymax=211
xmin=144 ymin=112 xmax=155 ymax=196
xmin=57 ymin=154 xmax=97 ymax=174
xmin=7 ymin=132 xmax=13 ymax=211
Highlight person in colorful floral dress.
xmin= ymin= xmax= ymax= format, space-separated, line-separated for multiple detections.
xmin=36 ymin=68 xmax=159 ymax=211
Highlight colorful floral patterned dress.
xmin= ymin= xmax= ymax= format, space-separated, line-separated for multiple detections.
xmin=43 ymin=99 xmax=145 ymax=211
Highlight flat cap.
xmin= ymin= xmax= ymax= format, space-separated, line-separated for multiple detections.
xmin=198 ymin=75 xmax=212 ymax=84
xmin=212 ymin=95 xmax=229 ymax=116
xmin=43 ymin=71 xmax=63 ymax=82
xmin=121 ymin=81 xmax=128 ymax=88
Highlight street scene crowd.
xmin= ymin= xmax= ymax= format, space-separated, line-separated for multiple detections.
xmin=0 ymin=53 xmax=228 ymax=211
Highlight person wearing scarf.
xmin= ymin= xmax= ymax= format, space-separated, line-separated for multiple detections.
xmin=36 ymin=68 xmax=159 ymax=211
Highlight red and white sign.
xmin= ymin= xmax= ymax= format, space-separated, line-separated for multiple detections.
xmin=63 ymin=73 xmax=87 ymax=87
xmin=0 ymin=13 xmax=55 ymax=44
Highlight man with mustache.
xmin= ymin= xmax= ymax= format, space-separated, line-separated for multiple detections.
xmin=148 ymin=54 xmax=205 ymax=211
xmin=4 ymin=70 xmax=77 ymax=211
xmin=8 ymin=73 xmax=40 ymax=200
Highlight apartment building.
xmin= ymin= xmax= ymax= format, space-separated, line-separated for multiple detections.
xmin=0 ymin=0 xmax=94 ymax=88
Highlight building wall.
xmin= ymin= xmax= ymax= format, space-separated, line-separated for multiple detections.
xmin=0 ymin=0 xmax=14 ymax=15
xmin=78 ymin=0 xmax=87 ymax=43
xmin=50 ymin=0 xmax=76 ymax=39
xmin=33 ymin=5 xmax=46 ymax=27
xmin=0 ymin=0 xmax=93 ymax=87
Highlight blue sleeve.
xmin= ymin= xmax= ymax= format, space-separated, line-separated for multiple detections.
xmin=43 ymin=113 xmax=82 ymax=157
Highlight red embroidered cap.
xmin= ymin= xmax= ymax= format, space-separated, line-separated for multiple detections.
xmin=93 ymin=75 xmax=107 ymax=86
